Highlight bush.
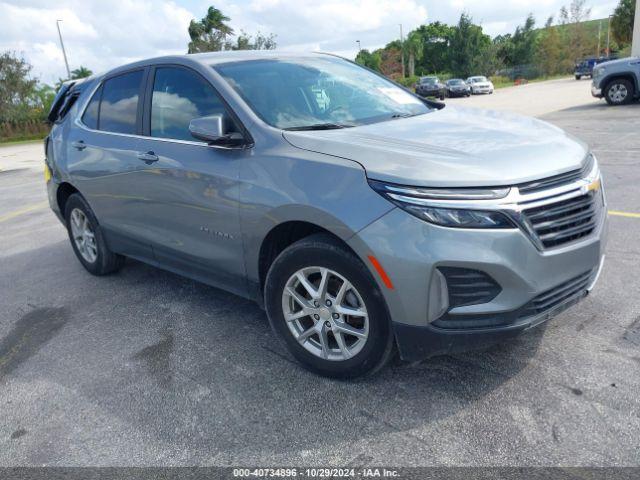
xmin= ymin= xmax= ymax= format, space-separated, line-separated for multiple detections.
xmin=0 ymin=119 xmax=49 ymax=143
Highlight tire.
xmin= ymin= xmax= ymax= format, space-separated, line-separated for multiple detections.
xmin=575 ymin=75 xmax=581 ymax=80
xmin=64 ymin=193 xmax=125 ymax=275
xmin=604 ymin=78 xmax=634 ymax=106
xmin=264 ymin=234 xmax=395 ymax=379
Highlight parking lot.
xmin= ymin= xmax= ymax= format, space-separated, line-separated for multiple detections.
xmin=1 ymin=79 xmax=639 ymax=467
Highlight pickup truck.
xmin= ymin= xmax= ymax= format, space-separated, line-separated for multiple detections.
xmin=591 ymin=56 xmax=640 ymax=105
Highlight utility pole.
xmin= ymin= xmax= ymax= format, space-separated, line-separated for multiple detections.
xmin=356 ymin=40 xmax=361 ymax=52
xmin=399 ymin=24 xmax=405 ymax=78
xmin=597 ymin=20 xmax=601 ymax=57
xmin=56 ymin=19 xmax=71 ymax=79
xmin=633 ymin=0 xmax=640 ymax=57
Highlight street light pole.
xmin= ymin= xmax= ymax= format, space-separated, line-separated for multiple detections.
xmin=56 ymin=19 xmax=71 ymax=79
xmin=399 ymin=24 xmax=405 ymax=78
xmin=356 ymin=40 xmax=361 ymax=52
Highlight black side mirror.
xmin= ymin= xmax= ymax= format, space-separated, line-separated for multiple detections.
xmin=189 ymin=115 xmax=245 ymax=147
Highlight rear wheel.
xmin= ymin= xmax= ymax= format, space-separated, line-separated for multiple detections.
xmin=604 ymin=79 xmax=634 ymax=105
xmin=575 ymin=75 xmax=581 ymax=80
xmin=64 ymin=193 xmax=124 ymax=275
xmin=264 ymin=234 xmax=394 ymax=378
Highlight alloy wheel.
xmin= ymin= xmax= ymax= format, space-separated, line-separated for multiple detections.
xmin=281 ymin=266 xmax=369 ymax=361
xmin=70 ymin=208 xmax=98 ymax=263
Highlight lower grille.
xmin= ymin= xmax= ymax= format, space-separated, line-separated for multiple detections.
xmin=518 ymin=270 xmax=592 ymax=319
xmin=523 ymin=192 xmax=599 ymax=248
xmin=433 ymin=270 xmax=593 ymax=330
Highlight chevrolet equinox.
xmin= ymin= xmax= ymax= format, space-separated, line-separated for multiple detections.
xmin=45 ymin=52 xmax=607 ymax=378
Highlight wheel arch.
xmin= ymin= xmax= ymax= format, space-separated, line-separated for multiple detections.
xmin=257 ymin=219 xmax=361 ymax=294
xmin=602 ymin=73 xmax=638 ymax=93
xmin=56 ymin=182 xmax=81 ymax=218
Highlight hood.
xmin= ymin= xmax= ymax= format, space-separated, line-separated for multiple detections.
xmin=283 ymin=106 xmax=589 ymax=187
xmin=597 ymin=56 xmax=639 ymax=70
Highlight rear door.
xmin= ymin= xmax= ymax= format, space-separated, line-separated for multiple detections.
xmin=68 ymin=68 xmax=154 ymax=259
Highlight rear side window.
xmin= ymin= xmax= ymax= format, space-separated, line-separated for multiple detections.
xmin=150 ymin=67 xmax=235 ymax=141
xmin=82 ymin=85 xmax=101 ymax=130
xmin=98 ymin=70 xmax=143 ymax=134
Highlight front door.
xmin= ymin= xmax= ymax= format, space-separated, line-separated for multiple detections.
xmin=132 ymin=65 xmax=248 ymax=295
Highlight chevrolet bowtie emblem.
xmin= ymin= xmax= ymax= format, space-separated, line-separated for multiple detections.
xmin=586 ymin=178 xmax=601 ymax=192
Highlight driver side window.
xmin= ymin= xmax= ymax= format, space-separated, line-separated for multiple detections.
xmin=150 ymin=67 xmax=237 ymax=141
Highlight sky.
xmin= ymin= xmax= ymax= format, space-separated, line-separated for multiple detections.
xmin=0 ymin=0 xmax=619 ymax=85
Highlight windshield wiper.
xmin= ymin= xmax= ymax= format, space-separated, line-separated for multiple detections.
xmin=390 ymin=113 xmax=419 ymax=119
xmin=284 ymin=123 xmax=352 ymax=131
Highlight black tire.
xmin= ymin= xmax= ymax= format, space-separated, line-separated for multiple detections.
xmin=575 ymin=75 xmax=581 ymax=80
xmin=64 ymin=193 xmax=125 ymax=275
xmin=264 ymin=234 xmax=395 ymax=379
xmin=604 ymin=78 xmax=634 ymax=106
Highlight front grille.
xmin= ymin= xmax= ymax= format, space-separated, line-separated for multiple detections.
xmin=438 ymin=267 xmax=502 ymax=309
xmin=523 ymin=191 xmax=599 ymax=248
xmin=518 ymin=270 xmax=592 ymax=319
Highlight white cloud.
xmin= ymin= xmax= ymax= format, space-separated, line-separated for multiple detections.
xmin=0 ymin=0 xmax=620 ymax=85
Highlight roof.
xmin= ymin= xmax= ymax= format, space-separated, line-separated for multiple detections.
xmin=98 ymin=50 xmax=340 ymax=79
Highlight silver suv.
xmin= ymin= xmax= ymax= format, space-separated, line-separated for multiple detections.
xmin=45 ymin=52 xmax=607 ymax=378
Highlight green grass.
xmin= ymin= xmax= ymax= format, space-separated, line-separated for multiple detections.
xmin=0 ymin=134 xmax=47 ymax=145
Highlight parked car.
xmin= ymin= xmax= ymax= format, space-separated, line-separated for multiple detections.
xmin=575 ymin=56 xmax=619 ymax=80
xmin=445 ymin=78 xmax=471 ymax=97
xmin=591 ymin=56 xmax=640 ymax=105
xmin=466 ymin=76 xmax=494 ymax=94
xmin=415 ymin=76 xmax=446 ymax=100
xmin=45 ymin=52 xmax=607 ymax=378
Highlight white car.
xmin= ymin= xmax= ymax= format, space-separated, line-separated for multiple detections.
xmin=466 ymin=76 xmax=494 ymax=95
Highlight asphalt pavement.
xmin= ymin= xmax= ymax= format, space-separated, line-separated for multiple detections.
xmin=0 ymin=81 xmax=638 ymax=467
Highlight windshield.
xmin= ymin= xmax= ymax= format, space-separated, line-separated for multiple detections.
xmin=214 ymin=57 xmax=430 ymax=129
xmin=470 ymin=76 xmax=487 ymax=83
xmin=448 ymin=79 xmax=464 ymax=85
xmin=420 ymin=77 xmax=437 ymax=84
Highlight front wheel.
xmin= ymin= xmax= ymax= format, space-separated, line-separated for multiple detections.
xmin=65 ymin=193 xmax=125 ymax=275
xmin=264 ymin=234 xmax=394 ymax=378
xmin=604 ymin=79 xmax=634 ymax=105
xmin=575 ymin=75 xmax=581 ymax=80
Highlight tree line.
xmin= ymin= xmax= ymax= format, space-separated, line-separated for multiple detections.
xmin=0 ymin=5 xmax=274 ymax=142
xmin=356 ymin=0 xmax=635 ymax=82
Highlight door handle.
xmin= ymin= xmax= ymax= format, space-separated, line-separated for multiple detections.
xmin=137 ymin=151 xmax=159 ymax=164
xmin=71 ymin=140 xmax=86 ymax=151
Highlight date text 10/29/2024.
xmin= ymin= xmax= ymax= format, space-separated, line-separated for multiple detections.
xmin=233 ymin=468 xmax=399 ymax=477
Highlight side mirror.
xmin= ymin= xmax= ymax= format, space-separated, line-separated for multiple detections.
xmin=189 ymin=115 xmax=245 ymax=147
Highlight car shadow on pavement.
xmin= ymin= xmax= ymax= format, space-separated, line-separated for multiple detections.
xmin=1 ymin=244 xmax=546 ymax=461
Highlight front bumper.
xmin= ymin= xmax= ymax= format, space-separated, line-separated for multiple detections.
xmin=591 ymin=84 xmax=603 ymax=98
xmin=348 ymin=206 xmax=608 ymax=361
xmin=473 ymin=86 xmax=493 ymax=94
xmin=417 ymin=89 xmax=443 ymax=97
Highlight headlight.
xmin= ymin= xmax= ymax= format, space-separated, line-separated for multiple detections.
xmin=594 ymin=67 xmax=605 ymax=77
xmin=369 ymin=180 xmax=516 ymax=229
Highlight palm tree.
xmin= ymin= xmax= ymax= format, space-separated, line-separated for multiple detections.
xmin=188 ymin=6 xmax=234 ymax=53
xmin=405 ymin=31 xmax=424 ymax=77
xmin=71 ymin=66 xmax=93 ymax=79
